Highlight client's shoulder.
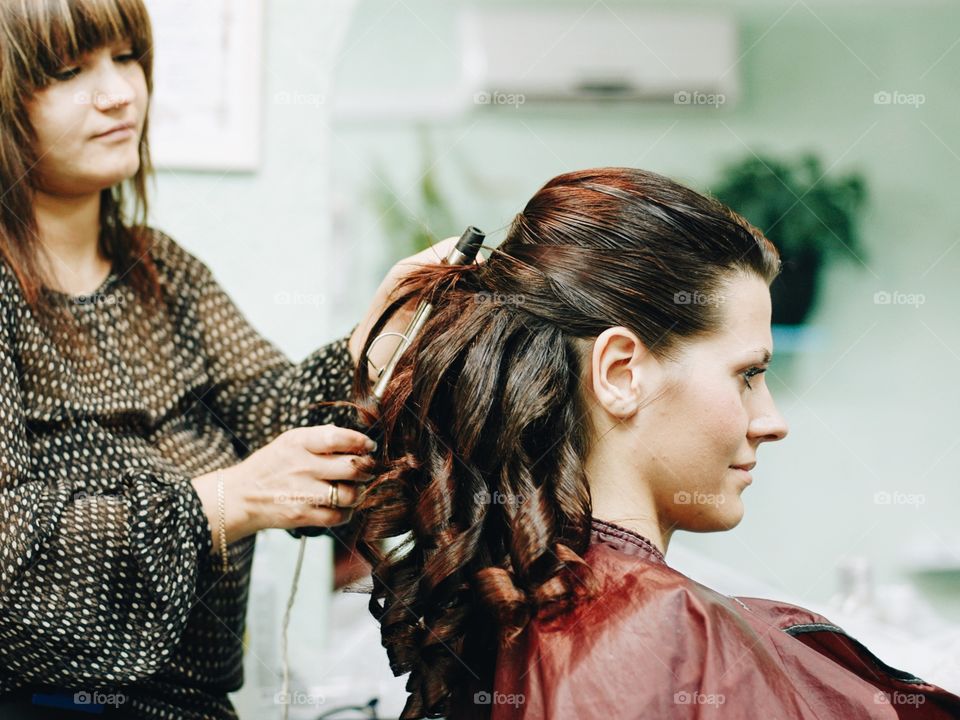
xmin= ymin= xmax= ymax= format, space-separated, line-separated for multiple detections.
xmin=566 ymin=535 xmax=730 ymax=633
xmin=492 ymin=536 xmax=766 ymax=716
xmin=522 ymin=531 xmax=735 ymax=661
xmin=575 ymin=536 xmax=833 ymax=637
xmin=576 ymin=517 xmax=722 ymax=620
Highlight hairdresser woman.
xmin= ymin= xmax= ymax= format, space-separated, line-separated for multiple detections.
xmin=0 ymin=1 xmax=445 ymax=718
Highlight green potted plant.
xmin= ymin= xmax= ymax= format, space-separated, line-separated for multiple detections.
xmin=711 ymin=153 xmax=868 ymax=325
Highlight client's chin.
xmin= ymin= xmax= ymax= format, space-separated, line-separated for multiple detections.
xmin=715 ymin=494 xmax=746 ymax=531
xmin=680 ymin=495 xmax=746 ymax=533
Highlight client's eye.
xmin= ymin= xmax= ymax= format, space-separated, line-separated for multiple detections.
xmin=741 ymin=366 xmax=766 ymax=390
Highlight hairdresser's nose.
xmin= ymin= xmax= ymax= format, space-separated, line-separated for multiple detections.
xmin=747 ymin=394 xmax=789 ymax=444
xmin=91 ymin=53 xmax=134 ymax=112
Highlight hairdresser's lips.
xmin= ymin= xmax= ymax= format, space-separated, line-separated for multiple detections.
xmin=92 ymin=121 xmax=136 ymax=141
xmin=730 ymin=462 xmax=755 ymax=485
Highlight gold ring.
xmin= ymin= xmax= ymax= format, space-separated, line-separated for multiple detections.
xmin=328 ymin=481 xmax=340 ymax=508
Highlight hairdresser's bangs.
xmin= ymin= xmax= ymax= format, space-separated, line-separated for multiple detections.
xmin=23 ymin=0 xmax=152 ymax=87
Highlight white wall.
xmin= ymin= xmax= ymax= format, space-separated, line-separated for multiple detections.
xmin=149 ymin=2 xmax=367 ymax=718
xmin=147 ymin=0 xmax=960 ymax=715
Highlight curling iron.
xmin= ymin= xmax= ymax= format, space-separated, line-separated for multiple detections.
xmin=370 ymin=225 xmax=486 ymax=401
xmin=287 ymin=225 xmax=485 ymax=538
xmin=279 ymin=227 xmax=485 ymax=719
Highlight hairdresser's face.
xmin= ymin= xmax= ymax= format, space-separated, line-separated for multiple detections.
xmin=26 ymin=41 xmax=147 ymax=196
xmin=586 ymin=272 xmax=788 ymax=542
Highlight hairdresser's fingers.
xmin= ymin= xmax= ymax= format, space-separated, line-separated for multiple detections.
xmin=304 ymin=453 xmax=374 ymax=484
xmin=301 ymin=503 xmax=353 ymax=528
xmin=286 ymin=424 xmax=377 ymax=457
xmin=279 ymin=478 xmax=362 ymax=509
xmin=320 ymin=480 xmax=361 ymax=508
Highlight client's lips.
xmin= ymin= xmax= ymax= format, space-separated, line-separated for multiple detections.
xmin=730 ymin=462 xmax=754 ymax=486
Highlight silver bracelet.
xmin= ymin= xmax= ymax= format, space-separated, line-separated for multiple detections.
xmin=217 ymin=470 xmax=229 ymax=574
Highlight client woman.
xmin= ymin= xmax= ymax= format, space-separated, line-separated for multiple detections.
xmin=352 ymin=168 xmax=960 ymax=718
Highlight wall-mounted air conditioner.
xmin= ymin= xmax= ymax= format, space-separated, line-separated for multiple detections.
xmin=332 ymin=5 xmax=740 ymax=120
xmin=461 ymin=6 xmax=740 ymax=106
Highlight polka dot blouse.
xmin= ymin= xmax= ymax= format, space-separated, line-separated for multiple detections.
xmin=0 ymin=229 xmax=356 ymax=719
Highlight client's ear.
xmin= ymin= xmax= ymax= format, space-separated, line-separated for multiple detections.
xmin=589 ymin=327 xmax=657 ymax=420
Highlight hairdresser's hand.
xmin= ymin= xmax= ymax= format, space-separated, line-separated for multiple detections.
xmin=349 ymin=236 xmax=486 ymax=375
xmin=191 ymin=425 xmax=376 ymax=550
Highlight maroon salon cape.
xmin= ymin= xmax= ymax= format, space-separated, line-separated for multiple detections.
xmin=491 ymin=519 xmax=960 ymax=719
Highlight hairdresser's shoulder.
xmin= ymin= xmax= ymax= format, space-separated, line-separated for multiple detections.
xmin=0 ymin=252 xmax=17 ymax=292
xmin=0 ymin=253 xmax=28 ymax=317
xmin=145 ymin=226 xmax=216 ymax=288
xmin=0 ymin=255 xmax=19 ymax=329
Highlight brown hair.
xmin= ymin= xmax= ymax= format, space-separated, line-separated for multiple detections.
xmin=0 ymin=0 xmax=160 ymax=307
xmin=352 ymin=167 xmax=780 ymax=719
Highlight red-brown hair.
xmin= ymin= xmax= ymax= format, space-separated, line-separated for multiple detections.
xmin=352 ymin=167 xmax=780 ymax=719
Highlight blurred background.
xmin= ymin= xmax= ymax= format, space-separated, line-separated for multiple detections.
xmin=144 ymin=0 xmax=960 ymax=716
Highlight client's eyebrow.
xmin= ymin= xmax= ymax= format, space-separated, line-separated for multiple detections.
xmin=754 ymin=348 xmax=772 ymax=364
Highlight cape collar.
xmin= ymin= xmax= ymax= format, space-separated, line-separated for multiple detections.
xmin=590 ymin=517 xmax=667 ymax=565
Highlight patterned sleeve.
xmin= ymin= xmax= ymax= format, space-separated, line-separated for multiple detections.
xmin=190 ymin=258 xmax=360 ymax=459
xmin=0 ymin=270 xmax=213 ymax=687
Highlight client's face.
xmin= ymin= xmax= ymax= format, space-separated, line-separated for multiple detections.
xmin=585 ymin=272 xmax=789 ymax=548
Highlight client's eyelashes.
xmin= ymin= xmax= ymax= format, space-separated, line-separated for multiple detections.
xmin=741 ymin=366 xmax=766 ymax=390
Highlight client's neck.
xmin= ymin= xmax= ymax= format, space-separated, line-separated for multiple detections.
xmin=585 ymin=451 xmax=673 ymax=555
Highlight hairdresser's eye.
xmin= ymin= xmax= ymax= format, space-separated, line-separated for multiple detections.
xmin=741 ymin=366 xmax=766 ymax=390
xmin=51 ymin=65 xmax=81 ymax=82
